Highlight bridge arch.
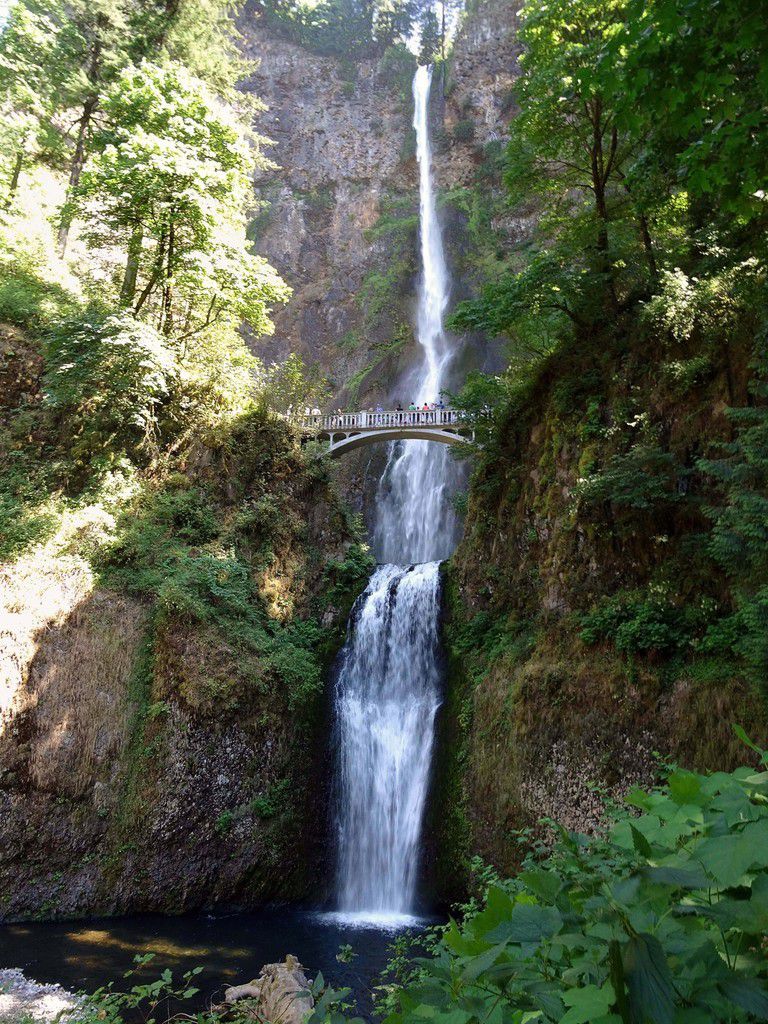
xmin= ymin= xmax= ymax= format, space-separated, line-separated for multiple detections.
xmin=298 ymin=408 xmax=476 ymax=459
xmin=318 ymin=426 xmax=473 ymax=459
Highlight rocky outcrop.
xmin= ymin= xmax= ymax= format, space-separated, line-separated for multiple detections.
xmin=442 ymin=0 xmax=523 ymax=186
xmin=0 ymin=412 xmax=370 ymax=921
xmin=0 ymin=970 xmax=78 ymax=1024
xmin=432 ymin=319 xmax=768 ymax=891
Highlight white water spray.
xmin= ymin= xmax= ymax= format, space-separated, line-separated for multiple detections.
xmin=333 ymin=65 xmax=458 ymax=925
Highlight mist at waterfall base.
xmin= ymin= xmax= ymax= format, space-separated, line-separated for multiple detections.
xmin=329 ymin=64 xmax=461 ymax=931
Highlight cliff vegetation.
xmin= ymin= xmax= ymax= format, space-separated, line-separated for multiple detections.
xmin=0 ymin=0 xmax=371 ymax=918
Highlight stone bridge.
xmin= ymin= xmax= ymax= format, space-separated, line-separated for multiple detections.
xmin=299 ymin=409 xmax=474 ymax=458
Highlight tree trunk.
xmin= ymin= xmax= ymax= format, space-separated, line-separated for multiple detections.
xmin=162 ymin=218 xmax=175 ymax=336
xmin=134 ymin=228 xmax=167 ymax=316
xmin=5 ymin=150 xmax=23 ymax=208
xmin=120 ymin=226 xmax=143 ymax=306
xmin=57 ymin=93 xmax=99 ymax=255
xmin=589 ymin=103 xmax=619 ymax=312
xmin=636 ymin=209 xmax=657 ymax=282
xmin=620 ymin=177 xmax=658 ymax=282
xmin=57 ymin=15 xmax=107 ymax=256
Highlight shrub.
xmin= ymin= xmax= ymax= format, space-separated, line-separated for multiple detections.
xmin=575 ymin=443 xmax=686 ymax=512
xmin=44 ymin=312 xmax=175 ymax=467
xmin=373 ymin=743 xmax=768 ymax=1024
xmin=453 ymin=118 xmax=476 ymax=144
xmin=580 ymin=587 xmax=710 ymax=657
xmin=700 ymin=349 xmax=768 ymax=682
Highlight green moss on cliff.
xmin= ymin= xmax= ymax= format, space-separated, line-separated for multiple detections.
xmin=438 ymin=298 xmax=768 ymax=883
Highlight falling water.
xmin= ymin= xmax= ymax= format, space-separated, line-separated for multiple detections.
xmin=333 ymin=65 xmax=456 ymax=924
xmin=374 ymin=64 xmax=461 ymax=564
xmin=334 ymin=564 xmax=442 ymax=923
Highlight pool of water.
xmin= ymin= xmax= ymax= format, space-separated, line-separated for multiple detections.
xmin=0 ymin=908 xmax=430 ymax=1016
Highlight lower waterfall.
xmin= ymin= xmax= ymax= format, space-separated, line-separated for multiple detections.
xmin=333 ymin=563 xmax=442 ymax=924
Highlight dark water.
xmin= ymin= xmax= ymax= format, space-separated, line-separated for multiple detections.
xmin=0 ymin=908 xmax=428 ymax=1016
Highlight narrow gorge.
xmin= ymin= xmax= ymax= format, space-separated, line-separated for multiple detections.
xmin=2 ymin=0 xmax=768 ymax=1019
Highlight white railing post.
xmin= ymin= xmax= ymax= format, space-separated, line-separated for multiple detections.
xmin=299 ymin=407 xmax=466 ymax=434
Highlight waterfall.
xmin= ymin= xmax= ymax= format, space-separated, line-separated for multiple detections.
xmin=334 ymin=564 xmax=442 ymax=923
xmin=373 ymin=64 xmax=460 ymax=565
xmin=332 ymin=65 xmax=456 ymax=925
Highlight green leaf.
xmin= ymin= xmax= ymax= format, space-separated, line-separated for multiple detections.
xmin=719 ymin=977 xmax=768 ymax=1019
xmin=668 ymin=771 xmax=703 ymax=806
xmin=485 ymin=904 xmax=563 ymax=944
xmin=459 ymin=943 xmax=508 ymax=983
xmin=630 ymin=825 xmax=652 ymax=858
xmin=623 ymin=934 xmax=675 ymax=1024
xmin=640 ymin=865 xmax=709 ymax=889
xmin=560 ymin=983 xmax=615 ymax=1024
xmin=732 ymin=723 xmax=767 ymax=761
xmin=696 ymin=821 xmax=768 ymax=888
xmin=519 ymin=868 xmax=561 ymax=904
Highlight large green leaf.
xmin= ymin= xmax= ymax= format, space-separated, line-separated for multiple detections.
xmin=667 ymin=771 xmax=703 ymax=807
xmin=623 ymin=934 xmax=675 ymax=1024
xmin=519 ymin=868 xmax=561 ymax=904
xmin=459 ymin=942 xmax=509 ymax=983
xmin=640 ymin=865 xmax=709 ymax=889
xmin=560 ymin=983 xmax=615 ymax=1024
xmin=696 ymin=821 xmax=768 ymax=888
xmin=485 ymin=904 xmax=563 ymax=944
xmin=719 ymin=976 xmax=768 ymax=1019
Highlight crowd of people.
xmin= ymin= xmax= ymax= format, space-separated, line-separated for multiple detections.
xmin=285 ymin=400 xmax=462 ymax=435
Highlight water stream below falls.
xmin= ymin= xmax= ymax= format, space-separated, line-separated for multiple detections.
xmin=331 ymin=65 xmax=460 ymax=925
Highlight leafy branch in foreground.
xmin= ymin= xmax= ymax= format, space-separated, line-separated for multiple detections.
xmin=351 ymin=735 xmax=768 ymax=1024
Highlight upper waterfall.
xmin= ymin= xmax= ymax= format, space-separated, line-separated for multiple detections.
xmin=413 ymin=63 xmax=451 ymax=403
xmin=372 ymin=64 xmax=462 ymax=564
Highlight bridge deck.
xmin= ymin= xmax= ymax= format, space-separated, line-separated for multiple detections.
xmin=297 ymin=408 xmax=473 ymax=458
xmin=300 ymin=409 xmax=462 ymax=432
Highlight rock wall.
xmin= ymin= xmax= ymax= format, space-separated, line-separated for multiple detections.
xmin=0 ymin=371 xmax=368 ymax=919
xmin=430 ymin=321 xmax=768 ymax=895
xmin=238 ymin=17 xmax=417 ymax=405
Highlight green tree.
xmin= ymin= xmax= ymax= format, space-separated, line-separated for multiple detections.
xmin=0 ymin=0 xmax=252 ymax=251
xmin=72 ymin=62 xmax=289 ymax=338
xmin=258 ymin=352 xmax=331 ymax=416
xmin=615 ymin=0 xmax=768 ymax=225
xmin=0 ymin=0 xmax=72 ymax=205
xmin=417 ymin=6 xmax=440 ymax=66
xmin=451 ymin=0 xmax=666 ymax=347
xmin=700 ymin=348 xmax=768 ymax=682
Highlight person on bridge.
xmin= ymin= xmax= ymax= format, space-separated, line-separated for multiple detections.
xmin=408 ymin=402 xmax=417 ymax=411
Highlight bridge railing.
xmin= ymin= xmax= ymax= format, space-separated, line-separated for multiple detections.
xmin=300 ymin=408 xmax=462 ymax=431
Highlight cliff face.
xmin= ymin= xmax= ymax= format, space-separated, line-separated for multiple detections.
xmin=238 ymin=20 xmax=417 ymax=406
xmin=0 ymin=338 xmax=370 ymax=920
xmin=432 ymin=317 xmax=768 ymax=892
xmin=237 ymin=1 xmax=526 ymax=405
